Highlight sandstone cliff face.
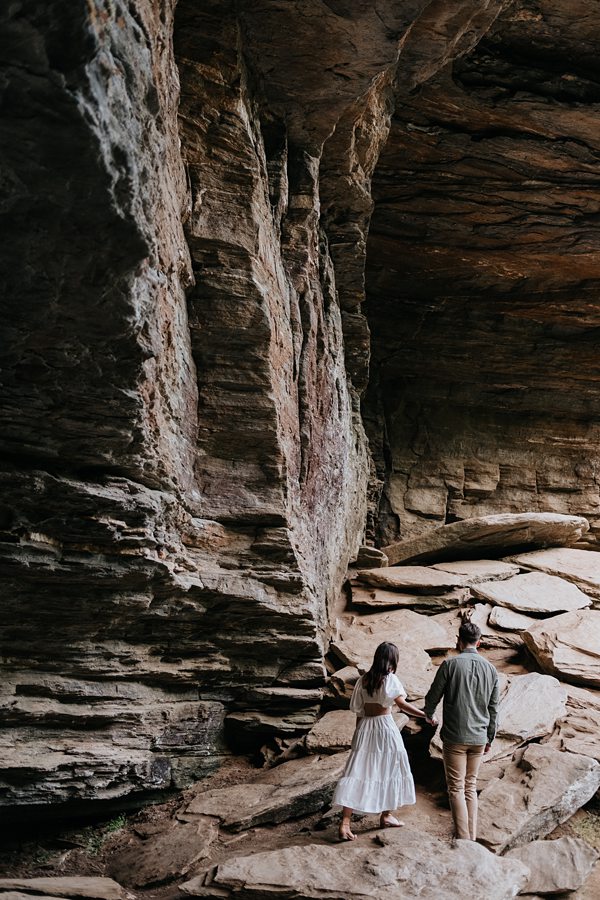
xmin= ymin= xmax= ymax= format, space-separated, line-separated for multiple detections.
xmin=2 ymin=0 xmax=598 ymax=811
xmin=365 ymin=0 xmax=600 ymax=547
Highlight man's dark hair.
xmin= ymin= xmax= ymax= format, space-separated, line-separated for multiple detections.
xmin=458 ymin=621 xmax=481 ymax=645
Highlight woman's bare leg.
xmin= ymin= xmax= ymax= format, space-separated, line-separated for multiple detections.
xmin=339 ymin=807 xmax=356 ymax=841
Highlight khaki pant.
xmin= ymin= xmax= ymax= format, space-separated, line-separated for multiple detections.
xmin=442 ymin=742 xmax=485 ymax=840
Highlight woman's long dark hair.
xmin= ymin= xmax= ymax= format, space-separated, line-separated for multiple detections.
xmin=363 ymin=641 xmax=399 ymax=696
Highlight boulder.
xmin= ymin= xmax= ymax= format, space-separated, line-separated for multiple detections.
xmin=177 ymin=752 xmax=348 ymax=831
xmin=510 ymin=548 xmax=600 ymax=602
xmin=305 ymin=709 xmax=409 ymax=754
xmin=107 ymin=818 xmax=217 ymax=888
xmin=355 ymin=546 xmax=389 ymax=568
xmin=477 ymin=744 xmax=600 ymax=853
xmin=488 ymin=607 xmax=537 ymax=631
xmin=350 ymin=584 xmax=469 ymax=613
xmin=523 ymin=610 xmax=600 ymax=688
xmin=383 ymin=513 xmax=589 ymax=566
xmin=504 ymin=837 xmax=598 ymax=895
xmin=325 ymin=666 xmax=359 ymax=708
xmin=432 ymin=559 xmax=520 ymax=583
xmin=180 ymin=825 xmax=530 ymax=899
xmin=355 ymin=566 xmax=469 ymax=593
xmin=472 ymin=572 xmax=592 ymax=615
xmin=0 ymin=879 xmax=132 ymax=900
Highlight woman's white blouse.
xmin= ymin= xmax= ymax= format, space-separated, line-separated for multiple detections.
xmin=349 ymin=673 xmax=406 ymax=715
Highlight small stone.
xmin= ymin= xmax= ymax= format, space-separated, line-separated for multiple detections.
xmin=355 ymin=546 xmax=389 ymax=568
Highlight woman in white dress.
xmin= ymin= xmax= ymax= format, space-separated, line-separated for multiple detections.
xmin=333 ymin=641 xmax=437 ymax=841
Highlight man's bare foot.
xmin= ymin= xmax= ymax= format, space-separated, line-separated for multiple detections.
xmin=380 ymin=814 xmax=404 ymax=828
xmin=339 ymin=822 xmax=356 ymax=841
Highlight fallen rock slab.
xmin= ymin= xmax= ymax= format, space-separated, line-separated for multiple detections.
xmin=472 ymin=572 xmax=592 ymax=614
xmin=355 ymin=566 xmax=469 ymax=593
xmin=0 ymin=879 xmax=132 ymax=900
xmin=432 ymin=559 xmax=520 ymax=582
xmin=177 ymin=752 xmax=348 ymax=831
xmin=505 ymin=837 xmax=598 ymax=895
xmin=350 ymin=584 xmax=469 ymax=612
xmin=510 ymin=548 xmax=600 ymax=602
xmin=180 ymin=825 xmax=529 ymax=899
xmin=383 ymin=513 xmax=589 ymax=566
xmin=477 ymin=744 xmax=600 ymax=853
xmin=523 ymin=610 xmax=600 ymax=688
xmin=324 ymin=666 xmax=359 ymax=708
xmin=107 ymin=818 xmax=217 ymax=888
xmin=488 ymin=606 xmax=537 ymax=631
xmin=305 ymin=709 xmax=408 ymax=754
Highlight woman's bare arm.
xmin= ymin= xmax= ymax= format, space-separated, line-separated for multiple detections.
xmin=395 ymin=695 xmax=437 ymax=725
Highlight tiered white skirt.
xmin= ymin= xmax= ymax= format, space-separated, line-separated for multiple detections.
xmin=332 ymin=715 xmax=416 ymax=814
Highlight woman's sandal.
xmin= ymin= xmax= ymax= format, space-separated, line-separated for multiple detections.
xmin=380 ymin=814 xmax=404 ymax=828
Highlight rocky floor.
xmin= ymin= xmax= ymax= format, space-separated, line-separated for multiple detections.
xmin=3 ymin=538 xmax=600 ymax=898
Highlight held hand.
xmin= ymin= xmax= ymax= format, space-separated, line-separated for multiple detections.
xmin=425 ymin=715 xmax=438 ymax=726
xmin=484 ymin=742 xmax=491 ymax=754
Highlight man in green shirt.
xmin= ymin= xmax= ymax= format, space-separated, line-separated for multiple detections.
xmin=424 ymin=620 xmax=499 ymax=841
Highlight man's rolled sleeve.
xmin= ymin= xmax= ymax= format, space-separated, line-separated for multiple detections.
xmin=487 ymin=674 xmax=500 ymax=743
xmin=424 ymin=660 xmax=447 ymax=720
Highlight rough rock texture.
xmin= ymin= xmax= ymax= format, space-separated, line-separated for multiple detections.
xmin=3 ymin=0 xmax=600 ymax=811
xmin=472 ymin=571 xmax=592 ymax=614
xmin=544 ymin=685 xmax=600 ymax=763
xmin=523 ymin=610 xmax=600 ymax=688
xmin=0 ymin=879 xmax=131 ymax=900
xmin=488 ymin=606 xmax=537 ymax=631
xmin=383 ymin=514 xmax=588 ymax=565
xmin=177 ymin=752 xmax=348 ymax=831
xmin=180 ymin=826 xmax=529 ymax=899
xmin=356 ymin=566 xmax=470 ymax=592
xmin=477 ymin=744 xmax=600 ymax=853
xmin=505 ymin=837 xmax=599 ymax=895
xmin=432 ymin=559 xmax=520 ymax=582
xmin=350 ymin=583 xmax=469 ymax=613
xmin=107 ymin=819 xmax=217 ymax=888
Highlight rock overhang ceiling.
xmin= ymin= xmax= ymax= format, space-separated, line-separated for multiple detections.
xmin=364 ymin=0 xmax=600 ymax=546
xmin=1 ymin=0 xmax=599 ymax=811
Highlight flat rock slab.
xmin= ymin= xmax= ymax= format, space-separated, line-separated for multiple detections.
xmin=0 ymin=879 xmax=132 ymax=900
xmin=477 ymin=744 xmax=600 ymax=853
xmin=383 ymin=513 xmax=589 ymax=566
xmin=510 ymin=548 xmax=600 ymax=601
xmin=523 ymin=610 xmax=600 ymax=688
xmin=107 ymin=818 xmax=218 ymax=888
xmin=305 ymin=709 xmax=408 ymax=754
xmin=432 ymin=559 xmax=520 ymax=583
xmin=177 ymin=752 xmax=348 ymax=832
xmin=325 ymin=666 xmax=359 ymax=707
xmin=181 ymin=825 xmax=529 ymax=899
xmin=505 ymin=837 xmax=599 ymax=895
xmin=350 ymin=584 xmax=468 ymax=613
xmin=355 ymin=566 xmax=469 ymax=593
xmin=472 ymin=572 xmax=592 ymax=614
xmin=488 ymin=606 xmax=537 ymax=631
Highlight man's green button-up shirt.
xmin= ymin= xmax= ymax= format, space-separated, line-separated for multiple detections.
xmin=424 ymin=648 xmax=500 ymax=745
